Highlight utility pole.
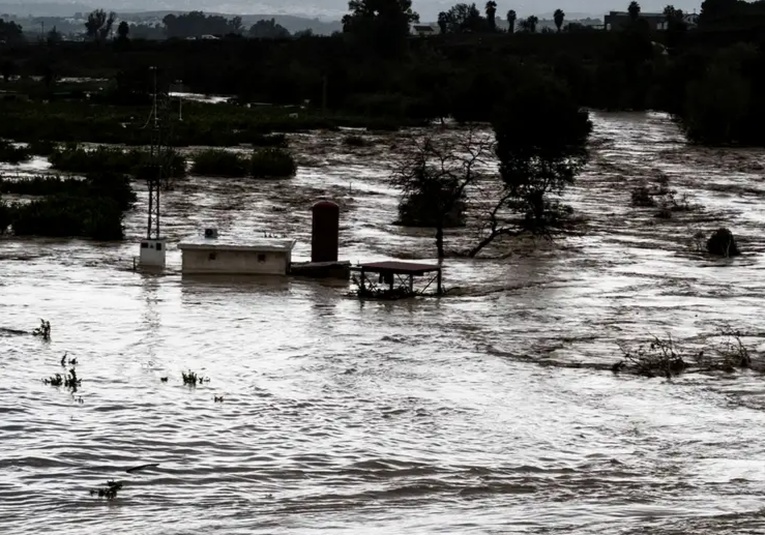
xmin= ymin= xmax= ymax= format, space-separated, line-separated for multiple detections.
xmin=146 ymin=66 xmax=161 ymax=240
xmin=321 ymin=74 xmax=328 ymax=116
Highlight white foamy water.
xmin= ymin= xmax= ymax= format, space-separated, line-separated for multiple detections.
xmin=2 ymin=112 xmax=765 ymax=534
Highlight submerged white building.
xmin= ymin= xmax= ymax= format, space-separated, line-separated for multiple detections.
xmin=177 ymin=229 xmax=296 ymax=276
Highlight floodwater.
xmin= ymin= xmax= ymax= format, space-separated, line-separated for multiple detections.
xmin=3 ymin=112 xmax=765 ymax=534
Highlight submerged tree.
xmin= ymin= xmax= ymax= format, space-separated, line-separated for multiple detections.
xmin=393 ymin=128 xmax=494 ymax=258
xmin=467 ymin=75 xmax=592 ymax=257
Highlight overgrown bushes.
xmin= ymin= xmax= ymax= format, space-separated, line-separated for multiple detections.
xmin=251 ymin=148 xmax=297 ymax=178
xmin=49 ymin=144 xmax=186 ymax=178
xmin=1 ymin=172 xmax=135 ymax=239
xmin=10 ymin=194 xmax=125 ymax=240
xmin=191 ymin=149 xmax=249 ymax=177
xmin=613 ymin=328 xmax=754 ymax=377
xmin=397 ymin=190 xmax=466 ymax=227
xmin=191 ymin=148 xmax=297 ymax=178
xmin=27 ymin=139 xmax=56 ymax=156
xmin=0 ymin=139 xmax=30 ymax=164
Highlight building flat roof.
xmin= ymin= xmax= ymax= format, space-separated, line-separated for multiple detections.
xmin=351 ymin=261 xmax=441 ymax=275
xmin=178 ymin=235 xmax=296 ymax=253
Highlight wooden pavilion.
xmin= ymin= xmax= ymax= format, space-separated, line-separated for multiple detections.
xmin=350 ymin=261 xmax=443 ymax=299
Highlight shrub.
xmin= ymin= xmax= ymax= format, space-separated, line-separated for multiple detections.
xmin=27 ymin=139 xmax=57 ymax=156
xmin=397 ymin=191 xmax=466 ymax=227
xmin=251 ymin=148 xmax=297 ymax=178
xmin=191 ymin=149 xmax=249 ymax=177
xmin=343 ymin=134 xmax=368 ymax=147
xmin=0 ymin=139 xmax=31 ymax=164
xmin=630 ymin=185 xmax=656 ymax=207
xmin=251 ymin=133 xmax=287 ymax=147
xmin=49 ymin=144 xmax=186 ymax=178
xmin=0 ymin=198 xmax=11 ymax=233
xmin=0 ymin=172 xmax=136 ymax=210
xmin=707 ymin=227 xmax=740 ymax=257
xmin=9 ymin=194 xmax=125 ymax=240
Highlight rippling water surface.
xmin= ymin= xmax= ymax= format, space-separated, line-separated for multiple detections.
xmin=3 ymin=112 xmax=765 ymax=534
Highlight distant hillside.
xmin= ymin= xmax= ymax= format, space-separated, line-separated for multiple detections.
xmin=124 ymin=11 xmax=342 ymax=34
xmin=1 ymin=7 xmax=343 ymax=35
xmin=0 ymin=2 xmax=94 ymax=17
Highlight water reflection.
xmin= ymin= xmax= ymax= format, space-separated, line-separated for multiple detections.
xmin=180 ymin=274 xmax=291 ymax=297
xmin=138 ymin=273 xmax=162 ymax=363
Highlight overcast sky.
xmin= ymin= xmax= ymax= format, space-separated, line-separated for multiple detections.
xmin=11 ymin=0 xmax=705 ymax=20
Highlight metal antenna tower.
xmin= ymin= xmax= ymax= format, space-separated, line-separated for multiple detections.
xmin=144 ymin=66 xmax=174 ymax=240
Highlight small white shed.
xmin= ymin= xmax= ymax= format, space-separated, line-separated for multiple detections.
xmin=177 ymin=230 xmax=296 ymax=276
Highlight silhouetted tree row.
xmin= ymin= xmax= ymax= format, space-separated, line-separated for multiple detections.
xmin=2 ymin=0 xmax=765 ymax=145
xmin=0 ymin=18 xmax=24 ymax=44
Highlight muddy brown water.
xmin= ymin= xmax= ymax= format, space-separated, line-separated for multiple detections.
xmin=2 ymin=111 xmax=765 ymax=534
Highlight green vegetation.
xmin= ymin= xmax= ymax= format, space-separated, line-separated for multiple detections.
xmin=32 ymin=319 xmax=51 ymax=341
xmin=0 ymin=140 xmax=31 ymax=164
xmin=90 ymin=481 xmax=123 ymax=500
xmin=614 ymin=328 xmax=753 ymax=377
xmin=342 ymin=134 xmax=369 ymax=147
xmin=1 ymin=173 xmax=135 ymax=240
xmin=2 ymin=0 xmax=764 ymax=147
xmin=49 ymin=144 xmax=185 ymax=178
xmin=251 ymin=148 xmax=297 ymax=178
xmin=190 ymin=148 xmax=297 ymax=178
xmin=191 ymin=149 xmax=249 ymax=177
xmin=43 ymin=368 xmax=81 ymax=391
xmin=182 ymin=370 xmax=210 ymax=386
xmin=27 ymin=139 xmax=57 ymax=157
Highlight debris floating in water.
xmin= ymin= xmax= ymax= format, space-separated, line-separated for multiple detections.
xmin=126 ymin=463 xmax=160 ymax=474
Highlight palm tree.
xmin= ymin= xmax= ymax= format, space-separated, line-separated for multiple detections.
xmin=486 ymin=1 xmax=497 ymax=31
xmin=628 ymin=1 xmax=641 ymax=21
xmin=520 ymin=15 xmax=538 ymax=33
xmin=553 ymin=9 xmax=565 ymax=31
xmin=506 ymin=9 xmax=517 ymax=33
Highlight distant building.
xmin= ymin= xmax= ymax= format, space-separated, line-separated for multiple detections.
xmin=604 ymin=11 xmax=668 ymax=31
xmin=683 ymin=13 xmax=699 ymax=28
xmin=411 ymin=24 xmax=437 ymax=37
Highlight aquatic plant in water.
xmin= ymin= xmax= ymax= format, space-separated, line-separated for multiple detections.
xmin=613 ymin=335 xmax=687 ymax=378
xmin=250 ymin=148 xmax=297 ymax=178
xmin=90 ymin=480 xmax=123 ymax=500
xmin=0 ymin=139 xmax=31 ymax=164
xmin=342 ymin=134 xmax=368 ymax=147
xmin=44 ymin=368 xmax=81 ymax=392
xmin=32 ymin=319 xmax=51 ymax=341
xmin=614 ymin=329 xmax=755 ymax=377
xmin=182 ymin=370 xmax=210 ymax=386
xmin=190 ymin=149 xmax=249 ymax=177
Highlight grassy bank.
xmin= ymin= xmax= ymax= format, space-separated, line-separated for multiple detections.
xmin=0 ymin=97 xmax=419 ymax=148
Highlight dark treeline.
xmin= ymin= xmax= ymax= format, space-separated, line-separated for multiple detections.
xmin=1 ymin=0 xmax=765 ymax=146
